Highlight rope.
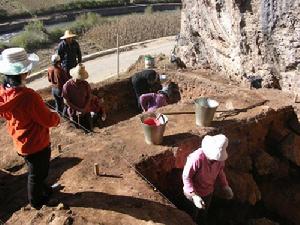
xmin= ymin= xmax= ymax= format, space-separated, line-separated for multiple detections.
xmin=45 ymin=102 xmax=176 ymax=207
xmin=44 ymin=102 xmax=93 ymax=134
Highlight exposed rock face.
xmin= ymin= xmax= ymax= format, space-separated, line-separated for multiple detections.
xmin=177 ymin=0 xmax=300 ymax=90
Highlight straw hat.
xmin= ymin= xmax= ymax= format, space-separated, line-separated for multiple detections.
xmin=51 ymin=54 xmax=60 ymax=65
xmin=70 ymin=63 xmax=89 ymax=80
xmin=201 ymin=134 xmax=228 ymax=161
xmin=0 ymin=48 xmax=39 ymax=75
xmin=60 ymin=30 xmax=77 ymax=40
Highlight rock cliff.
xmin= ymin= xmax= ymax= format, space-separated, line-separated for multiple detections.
xmin=177 ymin=0 xmax=300 ymax=91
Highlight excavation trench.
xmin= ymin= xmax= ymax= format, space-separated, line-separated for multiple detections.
xmin=135 ymin=105 xmax=300 ymax=225
xmin=40 ymin=71 xmax=300 ymax=225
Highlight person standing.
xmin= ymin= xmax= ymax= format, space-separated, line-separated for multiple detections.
xmin=57 ymin=30 xmax=82 ymax=73
xmin=47 ymin=54 xmax=71 ymax=114
xmin=182 ymin=134 xmax=234 ymax=225
xmin=0 ymin=48 xmax=60 ymax=209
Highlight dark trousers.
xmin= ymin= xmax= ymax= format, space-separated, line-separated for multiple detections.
xmin=51 ymin=87 xmax=65 ymax=115
xmin=71 ymin=112 xmax=93 ymax=132
xmin=24 ymin=146 xmax=51 ymax=209
xmin=185 ymin=193 xmax=212 ymax=225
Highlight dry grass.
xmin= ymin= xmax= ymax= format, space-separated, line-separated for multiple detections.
xmin=86 ymin=10 xmax=180 ymax=50
xmin=0 ymin=0 xmax=130 ymax=17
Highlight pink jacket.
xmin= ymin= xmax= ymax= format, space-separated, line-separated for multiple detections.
xmin=182 ymin=148 xmax=228 ymax=197
xmin=139 ymin=93 xmax=167 ymax=112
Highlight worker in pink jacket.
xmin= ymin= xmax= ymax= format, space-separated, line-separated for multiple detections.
xmin=182 ymin=134 xmax=233 ymax=225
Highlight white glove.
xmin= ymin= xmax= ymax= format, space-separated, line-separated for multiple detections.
xmin=192 ymin=194 xmax=205 ymax=209
xmin=101 ymin=112 xmax=107 ymax=121
xmin=223 ymin=186 xmax=234 ymax=199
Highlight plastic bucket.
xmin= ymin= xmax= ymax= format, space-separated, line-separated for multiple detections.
xmin=144 ymin=55 xmax=154 ymax=68
xmin=140 ymin=113 xmax=168 ymax=145
xmin=194 ymin=98 xmax=219 ymax=127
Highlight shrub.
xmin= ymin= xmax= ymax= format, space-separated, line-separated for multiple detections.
xmin=48 ymin=28 xmax=64 ymax=42
xmin=69 ymin=12 xmax=106 ymax=34
xmin=10 ymin=20 xmax=50 ymax=50
xmin=0 ymin=9 xmax=8 ymax=21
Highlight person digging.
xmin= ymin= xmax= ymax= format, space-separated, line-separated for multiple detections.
xmin=182 ymin=134 xmax=234 ymax=225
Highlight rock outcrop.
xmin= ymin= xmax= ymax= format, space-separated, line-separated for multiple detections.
xmin=177 ymin=0 xmax=300 ymax=90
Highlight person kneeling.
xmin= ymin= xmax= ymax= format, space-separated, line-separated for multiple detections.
xmin=62 ymin=63 xmax=93 ymax=132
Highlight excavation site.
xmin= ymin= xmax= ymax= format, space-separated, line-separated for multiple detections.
xmin=0 ymin=55 xmax=300 ymax=225
xmin=1 ymin=0 xmax=300 ymax=225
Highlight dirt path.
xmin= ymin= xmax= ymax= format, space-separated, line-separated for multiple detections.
xmin=27 ymin=36 xmax=175 ymax=90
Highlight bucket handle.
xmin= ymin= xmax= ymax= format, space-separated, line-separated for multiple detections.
xmin=156 ymin=113 xmax=165 ymax=124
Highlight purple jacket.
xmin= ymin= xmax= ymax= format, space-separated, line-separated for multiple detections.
xmin=182 ymin=148 xmax=228 ymax=197
xmin=139 ymin=93 xmax=167 ymax=112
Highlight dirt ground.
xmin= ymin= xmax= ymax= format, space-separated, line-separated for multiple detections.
xmin=1 ymin=59 xmax=300 ymax=225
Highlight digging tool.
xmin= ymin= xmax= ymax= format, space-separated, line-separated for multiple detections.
xmin=160 ymin=100 xmax=269 ymax=118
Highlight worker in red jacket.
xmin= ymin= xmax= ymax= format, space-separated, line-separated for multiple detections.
xmin=48 ymin=54 xmax=71 ymax=114
xmin=0 ymin=48 xmax=60 ymax=209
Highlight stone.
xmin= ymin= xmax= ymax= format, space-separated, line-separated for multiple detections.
xmin=63 ymin=216 xmax=74 ymax=225
xmin=56 ymin=203 xmax=69 ymax=210
xmin=178 ymin=0 xmax=300 ymax=90
xmin=280 ymin=133 xmax=300 ymax=166
xmin=253 ymin=151 xmax=278 ymax=176
xmin=226 ymin=169 xmax=261 ymax=205
xmin=21 ymin=205 xmax=32 ymax=211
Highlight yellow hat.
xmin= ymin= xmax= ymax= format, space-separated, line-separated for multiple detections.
xmin=70 ymin=63 xmax=89 ymax=80
xmin=60 ymin=30 xmax=77 ymax=40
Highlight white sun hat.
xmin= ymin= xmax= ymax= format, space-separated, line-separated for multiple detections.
xmin=0 ymin=48 xmax=39 ymax=76
xmin=201 ymin=134 xmax=228 ymax=161
xmin=51 ymin=54 xmax=61 ymax=65
xmin=70 ymin=63 xmax=89 ymax=80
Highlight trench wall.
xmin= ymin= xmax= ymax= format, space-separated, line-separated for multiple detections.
xmin=135 ymin=105 xmax=300 ymax=224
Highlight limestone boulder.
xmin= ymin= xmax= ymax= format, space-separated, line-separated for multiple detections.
xmin=178 ymin=0 xmax=300 ymax=90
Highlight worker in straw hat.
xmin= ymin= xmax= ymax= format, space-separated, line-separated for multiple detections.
xmin=48 ymin=54 xmax=71 ymax=115
xmin=182 ymin=134 xmax=234 ymax=225
xmin=0 ymin=47 xmax=60 ymax=209
xmin=57 ymin=30 xmax=82 ymax=73
xmin=62 ymin=63 xmax=106 ymax=132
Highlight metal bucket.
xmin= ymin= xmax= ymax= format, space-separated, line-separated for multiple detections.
xmin=194 ymin=98 xmax=219 ymax=127
xmin=140 ymin=113 xmax=168 ymax=145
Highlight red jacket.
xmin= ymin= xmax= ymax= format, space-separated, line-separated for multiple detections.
xmin=48 ymin=65 xmax=71 ymax=91
xmin=0 ymin=86 xmax=60 ymax=156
